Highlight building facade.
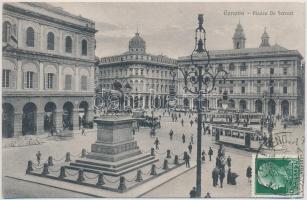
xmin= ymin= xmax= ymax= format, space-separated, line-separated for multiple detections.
xmin=98 ymin=32 xmax=177 ymax=110
xmin=177 ymin=23 xmax=304 ymax=118
xmin=2 ymin=2 xmax=97 ymax=138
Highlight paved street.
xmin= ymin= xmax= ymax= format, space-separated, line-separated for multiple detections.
xmin=2 ymin=111 xmax=304 ymax=198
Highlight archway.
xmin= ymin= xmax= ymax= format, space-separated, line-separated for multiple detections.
xmin=239 ymin=100 xmax=247 ymax=111
xmin=145 ymin=96 xmax=149 ymax=108
xmin=2 ymin=103 xmax=14 ymax=138
xmin=63 ymin=102 xmax=74 ymax=130
xmin=268 ymin=99 xmax=276 ymax=115
xmin=44 ymin=102 xmax=56 ymax=132
xmin=255 ymin=100 xmax=263 ymax=113
xmin=281 ymin=100 xmax=289 ymax=117
xmin=22 ymin=102 xmax=37 ymax=135
xmin=229 ymin=99 xmax=235 ymax=109
xmin=154 ymin=96 xmax=161 ymax=109
xmin=79 ymin=101 xmax=89 ymax=128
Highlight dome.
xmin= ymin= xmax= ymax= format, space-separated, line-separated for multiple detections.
xmin=261 ymin=28 xmax=269 ymax=39
xmin=128 ymin=32 xmax=146 ymax=53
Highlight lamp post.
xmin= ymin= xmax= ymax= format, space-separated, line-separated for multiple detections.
xmin=179 ymin=14 xmax=228 ymax=197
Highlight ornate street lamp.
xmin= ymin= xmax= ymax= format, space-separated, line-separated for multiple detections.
xmin=179 ymin=14 xmax=228 ymax=197
xmin=168 ymin=69 xmax=177 ymax=110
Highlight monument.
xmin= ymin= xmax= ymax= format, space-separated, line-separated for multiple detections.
xmin=67 ymin=115 xmax=158 ymax=176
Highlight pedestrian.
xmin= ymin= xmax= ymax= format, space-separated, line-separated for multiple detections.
xmin=188 ymin=143 xmax=193 ymax=154
xmin=50 ymin=127 xmax=54 ymax=136
xmin=189 ymin=187 xmax=197 ymax=198
xmin=81 ymin=127 xmax=85 ymax=136
xmin=182 ymin=133 xmax=186 ymax=144
xmin=154 ymin=137 xmax=160 ymax=150
xmin=132 ymin=128 xmax=136 ymax=138
xmin=208 ymin=147 xmax=213 ymax=161
xmin=183 ymin=151 xmax=190 ymax=168
xmin=169 ymin=129 xmax=174 ymax=140
xmin=246 ymin=166 xmax=252 ymax=183
xmin=202 ymin=150 xmax=206 ymax=162
xmin=219 ymin=168 xmax=225 ymax=188
xmin=204 ymin=192 xmax=211 ymax=198
xmin=181 ymin=118 xmax=184 ymax=127
xmin=227 ymin=168 xmax=232 ymax=184
xmin=212 ymin=166 xmax=219 ymax=187
xmin=227 ymin=155 xmax=231 ymax=168
xmin=190 ymin=134 xmax=194 ymax=144
xmin=190 ymin=120 xmax=193 ymax=127
xmin=36 ymin=151 xmax=42 ymax=165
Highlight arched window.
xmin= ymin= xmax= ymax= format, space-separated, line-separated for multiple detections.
xmin=26 ymin=27 xmax=35 ymax=47
xmin=65 ymin=36 xmax=72 ymax=53
xmin=81 ymin=39 xmax=87 ymax=55
xmin=2 ymin=21 xmax=11 ymax=42
xmin=47 ymin=32 xmax=54 ymax=50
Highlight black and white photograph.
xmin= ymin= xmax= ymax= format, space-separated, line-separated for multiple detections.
xmin=1 ymin=1 xmax=305 ymax=198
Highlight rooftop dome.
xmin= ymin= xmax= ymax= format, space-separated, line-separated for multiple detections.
xmin=128 ymin=32 xmax=146 ymax=53
xmin=233 ymin=23 xmax=246 ymax=39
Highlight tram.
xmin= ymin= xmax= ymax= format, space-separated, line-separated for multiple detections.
xmin=211 ymin=124 xmax=263 ymax=150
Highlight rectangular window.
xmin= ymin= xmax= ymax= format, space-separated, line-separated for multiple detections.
xmin=2 ymin=69 xmax=10 ymax=88
xmin=241 ymin=80 xmax=245 ymax=84
xmin=219 ymin=87 xmax=222 ymax=94
xmin=283 ymin=68 xmax=287 ymax=75
xmin=270 ymin=87 xmax=274 ymax=94
xmin=241 ymin=87 xmax=245 ymax=94
xmin=141 ymin=69 xmax=143 ymax=76
xmin=81 ymin=76 xmax=87 ymax=90
xmin=257 ymin=86 xmax=261 ymax=93
xmin=257 ymin=80 xmax=261 ymax=84
xmin=230 ymin=88 xmax=233 ymax=94
xmin=65 ymin=75 xmax=72 ymax=90
xmin=47 ymin=73 xmax=53 ymax=89
xmin=270 ymin=68 xmax=274 ymax=75
xmin=240 ymin=64 xmax=247 ymax=71
xmin=230 ymin=80 xmax=233 ymax=84
xmin=283 ymin=87 xmax=287 ymax=94
xmin=26 ymin=71 xmax=34 ymax=89
xmin=257 ymin=68 xmax=261 ymax=74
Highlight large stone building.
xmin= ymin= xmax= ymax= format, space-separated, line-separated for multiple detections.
xmin=178 ymin=23 xmax=304 ymax=118
xmin=2 ymin=3 xmax=97 ymax=138
xmin=98 ymin=32 xmax=177 ymax=110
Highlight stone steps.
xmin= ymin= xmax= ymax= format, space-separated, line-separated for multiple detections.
xmin=66 ymin=154 xmax=158 ymax=176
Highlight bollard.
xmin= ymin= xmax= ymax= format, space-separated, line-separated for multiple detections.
xmin=151 ymin=148 xmax=155 ymax=156
xmin=135 ymin=170 xmax=143 ymax=182
xmin=174 ymin=155 xmax=179 ymax=165
xmin=77 ymin=169 xmax=85 ymax=182
xmin=59 ymin=166 xmax=66 ymax=179
xmin=65 ymin=152 xmax=71 ymax=162
xmin=47 ymin=156 xmax=53 ymax=166
xmin=166 ymin=149 xmax=171 ymax=158
xmin=42 ymin=163 xmax=49 ymax=175
xmin=81 ymin=149 xmax=86 ymax=158
xmin=150 ymin=164 xmax=157 ymax=175
xmin=96 ymin=173 xmax=105 ymax=186
xmin=163 ymin=159 xmax=169 ymax=170
xmin=118 ymin=176 xmax=127 ymax=192
xmin=26 ymin=160 xmax=33 ymax=174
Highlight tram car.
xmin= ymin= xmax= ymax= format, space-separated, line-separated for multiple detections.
xmin=211 ymin=124 xmax=263 ymax=150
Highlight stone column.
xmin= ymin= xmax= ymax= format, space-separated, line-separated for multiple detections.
xmin=72 ymin=109 xmax=80 ymax=131
xmin=36 ymin=111 xmax=45 ymax=135
xmin=39 ymin=62 xmax=44 ymax=90
xmin=55 ymin=110 xmax=63 ymax=132
xmin=58 ymin=64 xmax=63 ymax=90
xmin=190 ymin=98 xmax=193 ymax=110
xmin=142 ymin=96 xmax=145 ymax=109
xmin=14 ymin=112 xmax=23 ymax=137
xmin=276 ymin=99 xmax=281 ymax=116
xmin=17 ymin=59 xmax=22 ymax=90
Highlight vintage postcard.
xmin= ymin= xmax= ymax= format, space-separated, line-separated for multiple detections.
xmin=1 ymin=1 xmax=305 ymax=198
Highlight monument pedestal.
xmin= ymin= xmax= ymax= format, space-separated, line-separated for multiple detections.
xmin=68 ymin=116 xmax=158 ymax=176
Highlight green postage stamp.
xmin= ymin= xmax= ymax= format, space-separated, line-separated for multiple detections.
xmin=253 ymin=155 xmax=303 ymax=197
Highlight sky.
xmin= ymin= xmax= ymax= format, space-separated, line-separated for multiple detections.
xmin=51 ymin=2 xmax=305 ymax=59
